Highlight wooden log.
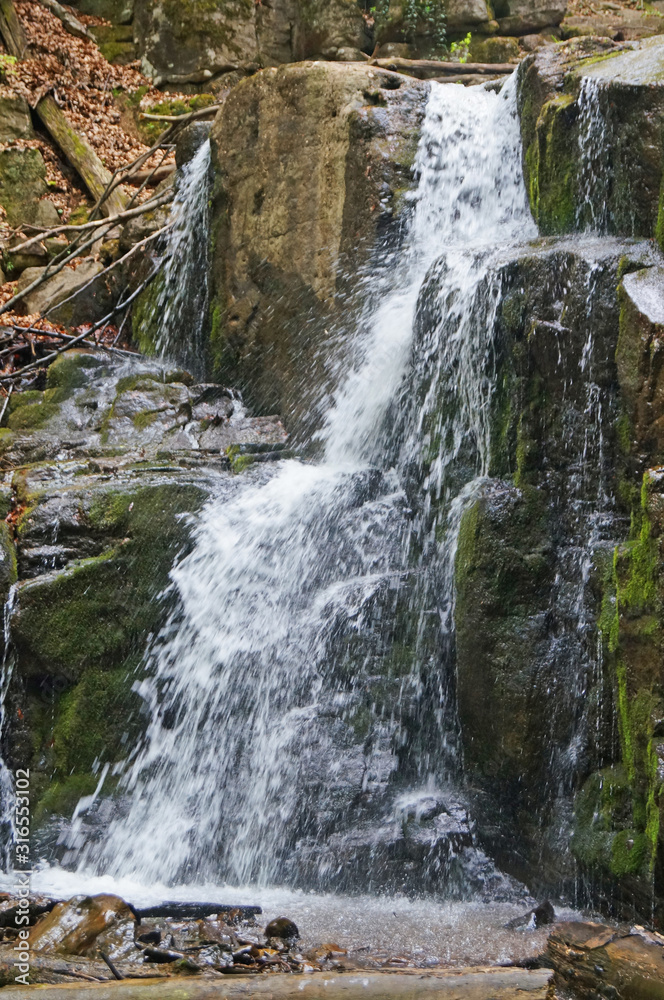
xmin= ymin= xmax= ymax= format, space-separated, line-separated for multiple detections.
xmin=140 ymin=106 xmax=221 ymax=122
xmin=34 ymin=0 xmax=96 ymax=41
xmin=369 ymin=56 xmax=517 ymax=79
xmin=135 ymin=902 xmax=262 ymax=921
xmin=430 ymin=73 xmax=509 ymax=85
xmin=125 ymin=164 xmax=175 ymax=185
xmin=0 ymin=0 xmax=27 ymax=57
xmin=35 ymin=95 xmax=126 ymax=218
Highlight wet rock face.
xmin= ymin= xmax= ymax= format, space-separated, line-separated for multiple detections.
xmin=452 ymin=238 xmax=664 ymax=906
xmin=28 ymin=894 xmax=135 ymax=956
xmin=547 ymin=921 xmax=664 ymax=999
xmin=209 ymin=61 xmax=427 ymax=423
xmin=517 ymin=36 xmax=664 ymax=239
xmin=0 ymin=350 xmax=287 ymax=833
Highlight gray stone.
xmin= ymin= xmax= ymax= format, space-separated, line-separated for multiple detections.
xmin=495 ymin=0 xmax=567 ymax=35
xmin=17 ymin=259 xmax=106 ymax=327
xmin=0 ymin=93 xmax=33 ymax=141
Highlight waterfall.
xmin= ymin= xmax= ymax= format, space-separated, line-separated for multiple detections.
xmin=577 ymin=78 xmax=611 ymax=233
xmin=149 ymin=139 xmax=212 ymax=372
xmin=77 ymin=76 xmax=536 ymax=888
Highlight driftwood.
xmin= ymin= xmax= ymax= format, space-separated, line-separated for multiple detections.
xmin=36 ymin=95 xmax=127 ymax=217
xmin=0 ymin=898 xmax=58 ymax=926
xmin=34 ymin=0 xmax=95 ymax=41
xmin=135 ymin=903 xmax=262 ymax=921
xmin=100 ymin=950 xmax=124 ymax=980
xmin=369 ymin=56 xmax=516 ymax=78
xmin=431 ymin=73 xmax=509 ymax=85
xmin=0 ymin=0 xmax=26 ymax=57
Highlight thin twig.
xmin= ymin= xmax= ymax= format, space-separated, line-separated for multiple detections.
xmin=112 ymin=306 xmax=130 ymax=347
xmin=0 ymin=199 xmax=172 ymax=320
xmin=139 ymin=108 xmax=219 ymax=122
xmin=100 ymin=951 xmax=123 ymax=981
xmin=9 ymin=191 xmax=173 ymax=255
xmin=8 ymin=325 xmax=135 ymax=356
xmin=40 ymin=224 xmax=171 ymax=323
xmin=0 ymin=267 xmax=160 ymax=381
xmin=88 ymin=103 xmax=218 ymax=216
xmin=0 ymin=385 xmax=13 ymax=425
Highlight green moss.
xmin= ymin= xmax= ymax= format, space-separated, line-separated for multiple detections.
xmin=138 ymin=94 xmax=216 ymax=142
xmin=131 ymin=273 xmax=163 ymax=355
xmin=34 ymin=773 xmax=98 ymax=824
xmin=226 ymin=445 xmax=255 ymax=473
xmin=99 ymin=41 xmax=136 ymax=62
xmin=526 ymin=94 xmax=579 ymax=234
xmin=595 ymin=470 xmax=664 ymax=876
xmin=53 ymin=666 xmax=142 ymax=776
xmin=7 ymin=399 xmax=60 ymax=431
xmin=209 ymin=298 xmax=225 ymax=377
xmin=132 ymin=409 xmax=161 ymax=430
xmin=12 ymin=483 xmax=207 ymax=679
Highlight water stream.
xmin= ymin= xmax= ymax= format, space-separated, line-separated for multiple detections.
xmin=70 ymin=76 xmax=536 ymax=891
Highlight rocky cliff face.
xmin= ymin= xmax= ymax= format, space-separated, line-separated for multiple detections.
xmin=208 ymin=61 xmax=427 ymax=423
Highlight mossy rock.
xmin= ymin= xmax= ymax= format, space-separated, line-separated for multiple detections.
xmin=525 ymin=93 xmax=579 ymax=234
xmin=12 ymin=482 xmax=207 ymax=679
xmin=0 ymin=148 xmax=59 ymax=227
xmin=573 ymin=766 xmax=650 ymax=878
xmin=469 ymin=35 xmax=519 ymax=62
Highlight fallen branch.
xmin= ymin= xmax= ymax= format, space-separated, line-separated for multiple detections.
xmin=0 ymin=384 xmax=12 ymax=425
xmin=40 ymin=224 xmax=170 ymax=323
xmin=139 ymin=107 xmax=220 ymax=122
xmin=36 ymin=95 xmax=127 ymax=218
xmin=100 ymin=951 xmax=123 ymax=981
xmin=8 ymin=325 xmax=136 ymax=356
xmin=125 ymin=164 xmax=175 ymax=185
xmin=9 ymin=190 xmax=173 ymax=255
xmin=91 ymin=104 xmax=220 ymax=210
xmin=0 ymin=266 xmax=160 ymax=381
xmin=369 ymin=56 xmax=516 ymax=78
xmin=34 ymin=0 xmax=95 ymax=41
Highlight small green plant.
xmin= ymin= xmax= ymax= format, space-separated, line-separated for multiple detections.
xmin=450 ymin=32 xmax=472 ymax=63
xmin=367 ymin=0 xmax=447 ymax=55
xmin=0 ymin=54 xmax=17 ymax=80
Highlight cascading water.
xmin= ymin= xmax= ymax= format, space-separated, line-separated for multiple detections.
xmin=148 ymin=139 xmax=212 ymax=373
xmin=577 ymin=77 xmax=611 ymax=233
xmin=72 ymin=75 xmax=537 ymax=891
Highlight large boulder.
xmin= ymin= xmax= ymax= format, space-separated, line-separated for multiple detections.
xmin=17 ymin=260 xmax=109 ymax=328
xmin=207 ymin=61 xmax=427 ymax=420
xmin=134 ymin=0 xmax=371 ymax=85
xmin=449 ymin=237 xmax=664 ymax=907
xmin=518 ymin=35 xmax=664 ymax=238
xmin=493 ymin=0 xmax=567 ymax=36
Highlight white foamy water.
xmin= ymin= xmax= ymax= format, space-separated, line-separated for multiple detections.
xmin=9 ymin=866 xmax=582 ymax=969
xmin=152 ymin=138 xmax=211 ymax=370
xmin=58 ymin=76 xmax=536 ymax=892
